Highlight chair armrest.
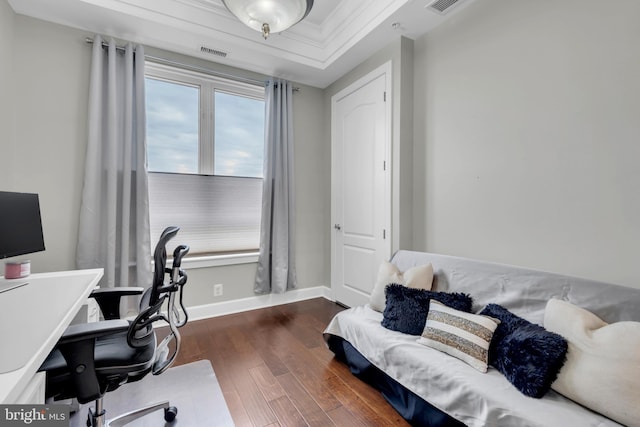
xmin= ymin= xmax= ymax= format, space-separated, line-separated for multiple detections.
xmin=55 ymin=319 xmax=130 ymax=404
xmin=90 ymin=287 xmax=144 ymax=320
xmin=90 ymin=287 xmax=144 ymax=297
xmin=58 ymin=319 xmax=130 ymax=344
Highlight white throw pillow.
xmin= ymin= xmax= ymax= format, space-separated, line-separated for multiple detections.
xmin=544 ymin=299 xmax=640 ymax=427
xmin=369 ymin=261 xmax=434 ymax=312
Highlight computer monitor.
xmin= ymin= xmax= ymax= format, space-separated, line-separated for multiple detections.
xmin=0 ymin=191 xmax=46 ymax=260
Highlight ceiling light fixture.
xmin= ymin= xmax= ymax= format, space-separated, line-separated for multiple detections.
xmin=222 ymin=0 xmax=314 ymax=40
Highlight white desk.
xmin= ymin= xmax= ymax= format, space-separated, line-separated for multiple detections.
xmin=0 ymin=268 xmax=103 ymax=403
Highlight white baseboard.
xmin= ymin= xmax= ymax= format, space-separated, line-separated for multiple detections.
xmin=186 ymin=285 xmax=335 ymax=321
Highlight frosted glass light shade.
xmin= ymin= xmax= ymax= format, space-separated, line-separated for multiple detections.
xmin=222 ymin=0 xmax=314 ymax=38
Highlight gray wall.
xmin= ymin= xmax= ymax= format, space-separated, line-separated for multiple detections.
xmin=2 ymin=12 xmax=90 ymax=273
xmin=4 ymin=0 xmax=639 ymax=306
xmin=413 ymin=0 xmax=640 ymax=288
xmin=1 ymin=8 xmax=330 ymax=307
xmin=0 ymin=0 xmax=15 ymax=193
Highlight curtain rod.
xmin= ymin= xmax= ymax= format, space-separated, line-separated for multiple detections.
xmin=84 ymin=37 xmax=300 ymax=91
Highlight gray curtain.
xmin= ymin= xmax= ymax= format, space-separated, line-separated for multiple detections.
xmin=76 ymin=35 xmax=151 ymax=312
xmin=255 ymin=79 xmax=297 ymax=294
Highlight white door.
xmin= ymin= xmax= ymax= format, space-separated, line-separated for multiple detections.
xmin=331 ymin=62 xmax=392 ymax=308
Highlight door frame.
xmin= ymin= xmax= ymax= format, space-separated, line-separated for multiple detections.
xmin=330 ymin=61 xmax=393 ymax=304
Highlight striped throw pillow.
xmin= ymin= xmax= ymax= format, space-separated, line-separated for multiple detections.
xmin=417 ymin=300 xmax=499 ymax=372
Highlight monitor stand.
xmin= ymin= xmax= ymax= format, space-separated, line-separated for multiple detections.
xmin=0 ymin=279 xmax=28 ymax=293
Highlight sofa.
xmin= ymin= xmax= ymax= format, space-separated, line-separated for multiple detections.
xmin=323 ymin=251 xmax=640 ymax=427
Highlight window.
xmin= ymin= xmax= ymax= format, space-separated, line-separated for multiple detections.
xmin=145 ymin=62 xmax=265 ymax=257
xmin=146 ymin=78 xmax=199 ymax=174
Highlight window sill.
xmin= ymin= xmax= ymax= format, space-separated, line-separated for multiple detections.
xmin=171 ymin=252 xmax=259 ymax=269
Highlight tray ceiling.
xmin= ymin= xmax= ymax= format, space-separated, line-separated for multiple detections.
xmin=8 ymin=0 xmax=475 ymax=88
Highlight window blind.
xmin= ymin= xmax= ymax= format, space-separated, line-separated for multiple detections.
xmin=148 ymin=172 xmax=262 ymax=255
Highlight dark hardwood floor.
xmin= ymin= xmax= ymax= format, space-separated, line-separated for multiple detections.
xmin=169 ymin=297 xmax=410 ymax=426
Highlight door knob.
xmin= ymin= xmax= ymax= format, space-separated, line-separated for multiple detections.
xmin=334 ymin=224 xmax=342 ymax=230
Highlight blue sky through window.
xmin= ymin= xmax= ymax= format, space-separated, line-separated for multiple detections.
xmin=146 ymin=77 xmax=199 ymax=174
xmin=214 ymin=91 xmax=264 ymax=178
xmin=146 ymin=77 xmax=265 ymax=178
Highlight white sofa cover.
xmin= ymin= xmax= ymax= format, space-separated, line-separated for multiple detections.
xmin=324 ymin=251 xmax=640 ymax=427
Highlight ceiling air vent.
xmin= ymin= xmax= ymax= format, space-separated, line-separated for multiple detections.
xmin=426 ymin=0 xmax=465 ymax=15
xmin=200 ymin=46 xmax=228 ymax=58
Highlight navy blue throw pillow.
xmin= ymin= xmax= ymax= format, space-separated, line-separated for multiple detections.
xmin=381 ymin=284 xmax=473 ymax=335
xmin=479 ymin=304 xmax=568 ymax=398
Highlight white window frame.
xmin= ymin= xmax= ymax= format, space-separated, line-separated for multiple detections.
xmin=145 ymin=61 xmax=265 ymax=176
xmin=145 ymin=62 xmax=265 ymax=268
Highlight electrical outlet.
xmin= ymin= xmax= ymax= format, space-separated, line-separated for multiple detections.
xmin=213 ymin=284 xmax=223 ymax=297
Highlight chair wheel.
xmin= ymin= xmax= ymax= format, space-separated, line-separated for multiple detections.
xmin=164 ymin=406 xmax=178 ymax=422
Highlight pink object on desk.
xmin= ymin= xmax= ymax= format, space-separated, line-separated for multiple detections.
xmin=4 ymin=260 xmax=31 ymax=279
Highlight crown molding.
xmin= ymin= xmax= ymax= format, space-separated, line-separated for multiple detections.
xmin=9 ymin=0 xmax=477 ymax=87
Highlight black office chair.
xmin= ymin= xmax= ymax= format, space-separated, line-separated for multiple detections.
xmin=39 ymin=226 xmax=190 ymax=427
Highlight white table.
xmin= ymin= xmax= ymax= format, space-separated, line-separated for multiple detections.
xmin=0 ymin=268 xmax=103 ymax=403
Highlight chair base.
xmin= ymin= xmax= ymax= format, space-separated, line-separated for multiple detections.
xmin=87 ymin=398 xmax=177 ymax=427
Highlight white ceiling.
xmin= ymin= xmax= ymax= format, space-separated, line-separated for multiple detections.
xmin=8 ymin=0 xmax=476 ymax=88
